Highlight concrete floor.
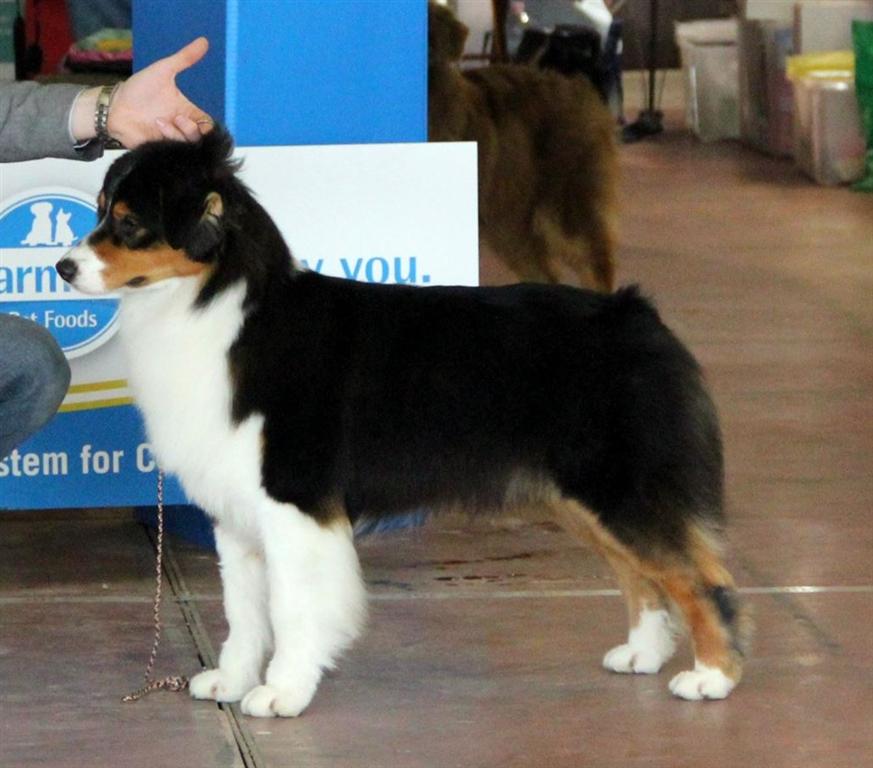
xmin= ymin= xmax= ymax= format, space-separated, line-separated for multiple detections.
xmin=2 ymin=120 xmax=872 ymax=767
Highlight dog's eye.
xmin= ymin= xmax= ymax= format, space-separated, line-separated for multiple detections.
xmin=117 ymin=215 xmax=139 ymax=236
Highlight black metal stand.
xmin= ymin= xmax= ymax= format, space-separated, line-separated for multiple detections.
xmin=622 ymin=0 xmax=663 ymax=143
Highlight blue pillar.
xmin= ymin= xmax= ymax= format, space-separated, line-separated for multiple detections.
xmin=133 ymin=0 xmax=427 ymax=145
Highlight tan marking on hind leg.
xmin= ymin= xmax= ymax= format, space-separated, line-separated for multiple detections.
xmin=544 ymin=499 xmax=679 ymax=675
xmin=545 ymin=499 xmax=744 ymax=698
xmin=658 ymin=525 xmax=747 ymax=700
xmin=659 ymin=572 xmax=740 ymax=700
xmin=601 ymin=551 xmax=680 ymax=674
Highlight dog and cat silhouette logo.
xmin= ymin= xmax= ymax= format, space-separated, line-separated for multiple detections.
xmin=0 ymin=193 xmax=93 ymax=251
xmin=20 ymin=201 xmax=78 ymax=247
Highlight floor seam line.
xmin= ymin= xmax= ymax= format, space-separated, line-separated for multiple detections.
xmin=154 ymin=529 xmax=269 ymax=768
xmin=1 ymin=583 xmax=870 ymax=605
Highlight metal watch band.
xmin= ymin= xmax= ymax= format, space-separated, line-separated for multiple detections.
xmin=95 ymin=84 xmax=123 ymax=149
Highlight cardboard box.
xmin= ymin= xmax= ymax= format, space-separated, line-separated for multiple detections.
xmin=794 ymin=0 xmax=873 ymax=53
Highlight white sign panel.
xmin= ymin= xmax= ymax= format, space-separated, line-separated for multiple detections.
xmin=0 ymin=142 xmax=479 ymax=509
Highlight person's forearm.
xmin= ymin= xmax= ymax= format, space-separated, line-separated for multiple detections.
xmin=0 ymin=82 xmax=96 ymax=161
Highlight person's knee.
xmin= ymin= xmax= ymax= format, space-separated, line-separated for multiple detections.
xmin=0 ymin=316 xmax=70 ymax=433
xmin=19 ymin=322 xmax=70 ymax=413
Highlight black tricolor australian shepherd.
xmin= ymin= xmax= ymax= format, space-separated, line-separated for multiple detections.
xmin=56 ymin=129 xmax=748 ymax=717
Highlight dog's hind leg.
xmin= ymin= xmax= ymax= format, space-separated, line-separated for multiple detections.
xmin=190 ymin=525 xmax=272 ymax=703
xmin=655 ymin=523 xmax=750 ymax=701
xmin=555 ymin=228 xmax=615 ymax=293
xmin=581 ymin=212 xmax=617 ymax=293
xmin=485 ymin=230 xmax=560 ymax=285
xmin=549 ymin=500 xmax=748 ymax=699
xmin=547 ymin=500 xmax=680 ymax=676
xmin=241 ymin=499 xmax=367 ymax=718
xmin=599 ymin=550 xmax=680 ymax=675
xmin=529 ymin=209 xmax=615 ymax=291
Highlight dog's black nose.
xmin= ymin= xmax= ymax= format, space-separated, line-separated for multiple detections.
xmin=56 ymin=258 xmax=77 ymax=283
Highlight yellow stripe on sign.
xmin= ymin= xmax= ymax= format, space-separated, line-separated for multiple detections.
xmin=67 ymin=379 xmax=129 ymax=394
xmin=58 ymin=397 xmax=135 ymax=413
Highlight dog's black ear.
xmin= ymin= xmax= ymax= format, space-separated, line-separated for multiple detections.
xmin=167 ymin=191 xmax=225 ymax=262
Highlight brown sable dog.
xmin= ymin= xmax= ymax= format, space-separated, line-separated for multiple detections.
xmin=428 ymin=2 xmax=618 ymax=291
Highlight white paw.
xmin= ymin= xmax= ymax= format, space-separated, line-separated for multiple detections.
xmin=189 ymin=668 xmax=258 ymax=702
xmin=669 ymin=663 xmax=736 ymax=700
xmin=603 ymin=643 xmax=667 ymax=674
xmin=603 ymin=608 xmax=677 ymax=674
xmin=240 ymin=682 xmax=318 ymax=718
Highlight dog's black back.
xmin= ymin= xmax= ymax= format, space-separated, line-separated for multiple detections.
xmin=232 ymin=269 xmax=722 ymax=553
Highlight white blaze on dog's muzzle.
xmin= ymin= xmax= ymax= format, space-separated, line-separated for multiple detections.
xmin=56 ymin=243 xmax=108 ymax=295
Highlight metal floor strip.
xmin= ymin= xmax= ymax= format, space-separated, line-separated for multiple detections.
xmin=155 ymin=529 xmax=269 ymax=768
xmin=0 ymin=583 xmax=870 ymax=606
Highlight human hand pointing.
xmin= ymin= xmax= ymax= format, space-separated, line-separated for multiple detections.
xmin=71 ymin=37 xmax=213 ymax=148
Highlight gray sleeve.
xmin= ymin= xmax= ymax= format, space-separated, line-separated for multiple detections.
xmin=0 ymin=82 xmax=104 ymax=162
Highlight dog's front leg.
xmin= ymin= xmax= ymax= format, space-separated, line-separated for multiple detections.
xmin=190 ymin=525 xmax=271 ymax=702
xmin=240 ymin=500 xmax=366 ymax=718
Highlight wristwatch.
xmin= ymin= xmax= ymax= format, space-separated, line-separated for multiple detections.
xmin=95 ymin=84 xmax=124 ymax=149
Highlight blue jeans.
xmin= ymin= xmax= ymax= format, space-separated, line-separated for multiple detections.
xmin=0 ymin=315 xmax=71 ymax=459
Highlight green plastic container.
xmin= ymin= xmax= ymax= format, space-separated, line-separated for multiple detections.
xmin=852 ymin=21 xmax=873 ymax=192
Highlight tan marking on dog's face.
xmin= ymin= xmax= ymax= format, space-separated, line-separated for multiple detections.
xmin=111 ymin=200 xmax=133 ymax=220
xmin=90 ymin=239 xmax=209 ymax=290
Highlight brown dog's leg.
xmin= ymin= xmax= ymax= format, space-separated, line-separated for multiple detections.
xmin=483 ymin=231 xmax=558 ymax=284
xmin=583 ymin=214 xmax=616 ymax=293
xmin=529 ymin=210 xmax=615 ymax=291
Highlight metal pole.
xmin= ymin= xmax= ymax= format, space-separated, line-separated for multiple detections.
xmin=648 ymin=0 xmax=659 ymax=112
xmin=622 ymin=0 xmax=664 ymax=142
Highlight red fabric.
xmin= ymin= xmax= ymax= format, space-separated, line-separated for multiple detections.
xmin=25 ymin=0 xmax=74 ymax=75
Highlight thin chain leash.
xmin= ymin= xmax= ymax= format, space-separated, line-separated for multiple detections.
xmin=122 ymin=469 xmax=189 ymax=702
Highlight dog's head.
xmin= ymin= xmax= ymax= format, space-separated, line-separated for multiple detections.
xmin=56 ymin=127 xmax=238 ymax=295
xmin=428 ymin=2 xmax=468 ymax=66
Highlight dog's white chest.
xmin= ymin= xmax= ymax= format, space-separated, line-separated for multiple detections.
xmin=119 ymin=279 xmax=264 ymax=527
